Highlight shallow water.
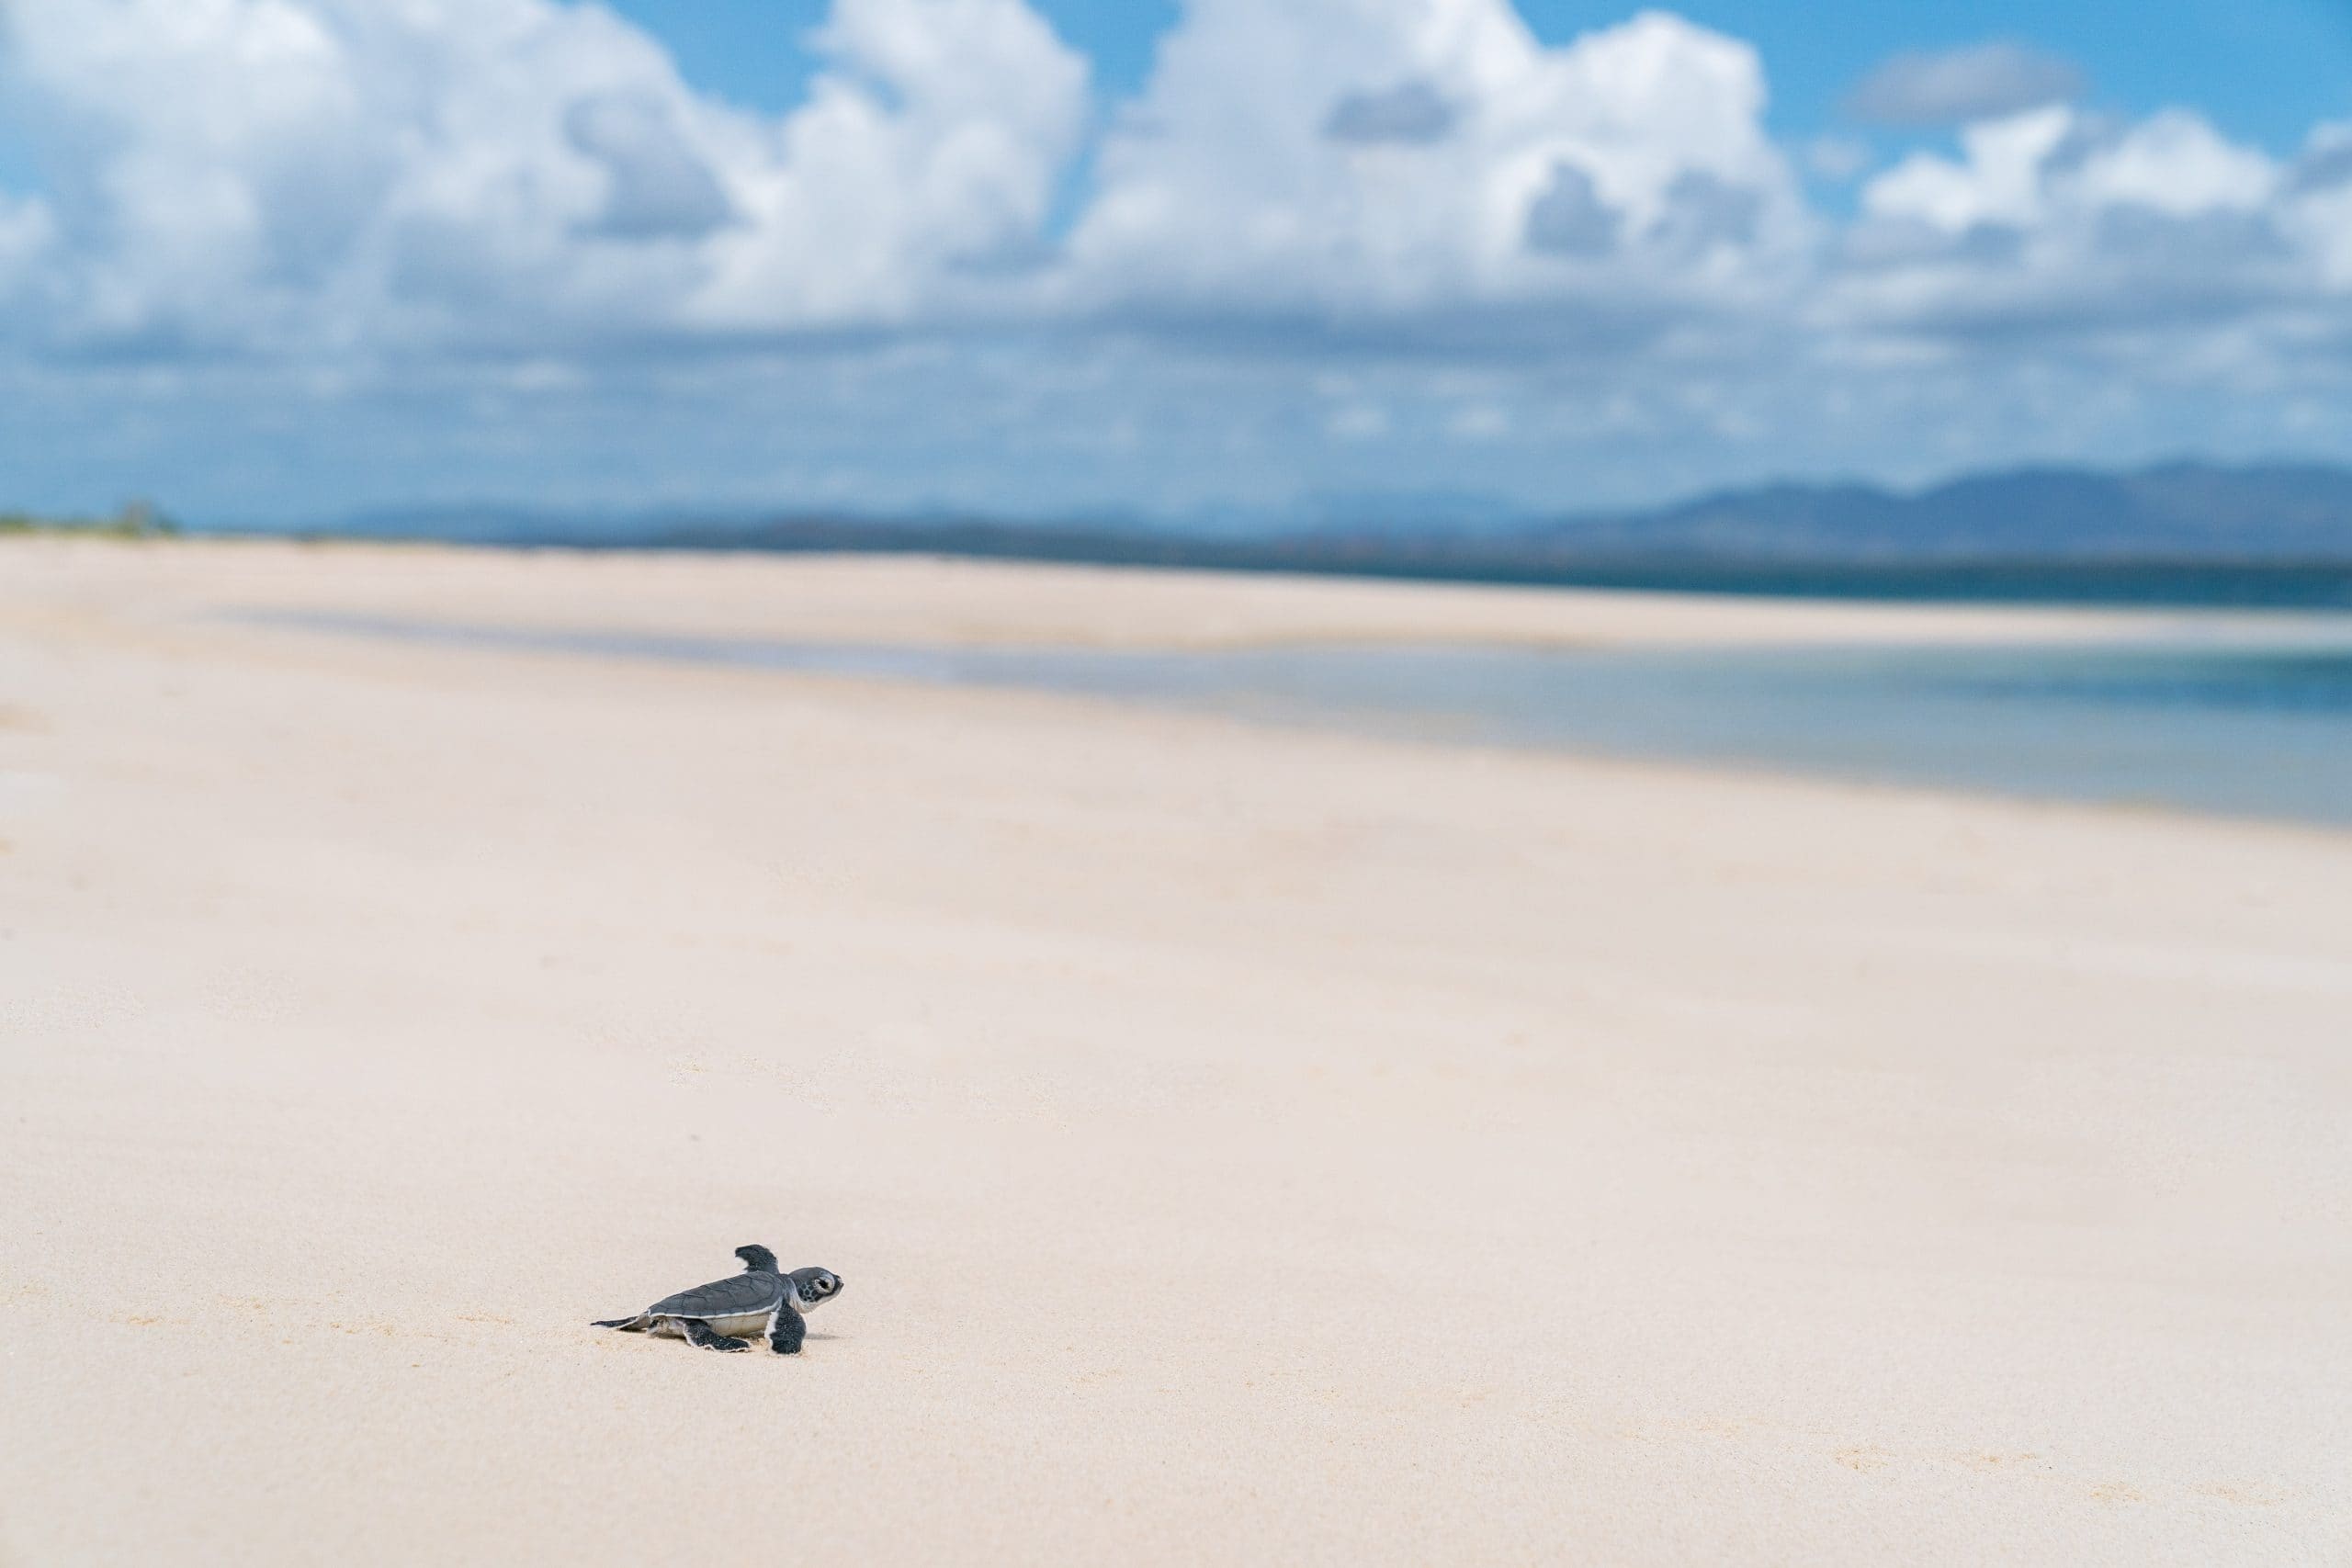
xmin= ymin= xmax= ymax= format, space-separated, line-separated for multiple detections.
xmin=254 ymin=613 xmax=2352 ymax=827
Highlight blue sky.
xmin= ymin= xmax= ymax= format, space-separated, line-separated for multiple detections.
xmin=0 ymin=0 xmax=2348 ymax=526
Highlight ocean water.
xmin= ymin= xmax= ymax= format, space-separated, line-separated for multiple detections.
xmin=257 ymin=613 xmax=2352 ymax=827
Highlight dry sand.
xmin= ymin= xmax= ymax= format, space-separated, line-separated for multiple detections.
xmin=2 ymin=538 xmax=2346 ymax=1564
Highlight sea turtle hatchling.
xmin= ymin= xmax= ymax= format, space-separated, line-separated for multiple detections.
xmin=594 ymin=1245 xmax=843 ymax=1354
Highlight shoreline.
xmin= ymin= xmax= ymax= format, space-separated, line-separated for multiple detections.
xmin=233 ymin=587 xmax=2352 ymax=841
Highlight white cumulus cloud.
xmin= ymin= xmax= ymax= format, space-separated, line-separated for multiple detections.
xmin=1839 ymin=104 xmax=2335 ymax=344
xmin=690 ymin=0 xmax=1090 ymax=329
xmin=0 ymin=0 xmax=1090 ymax=355
xmin=1061 ymin=3 xmax=1809 ymax=331
xmin=2288 ymin=125 xmax=2352 ymax=288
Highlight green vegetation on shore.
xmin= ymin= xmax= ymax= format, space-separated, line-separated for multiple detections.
xmin=0 ymin=501 xmax=179 ymax=539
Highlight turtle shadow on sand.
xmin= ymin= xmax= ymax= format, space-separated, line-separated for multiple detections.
xmin=593 ymin=1245 xmax=843 ymax=1355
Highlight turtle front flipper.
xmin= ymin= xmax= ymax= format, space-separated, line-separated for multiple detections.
xmin=681 ymin=1318 xmax=752 ymax=1352
xmin=593 ymin=1314 xmax=650 ymax=1331
xmin=768 ymin=1301 xmax=806 ymax=1355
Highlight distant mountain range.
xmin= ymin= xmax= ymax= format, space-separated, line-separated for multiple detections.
xmin=1511 ymin=463 xmax=2352 ymax=562
xmin=314 ymin=460 xmax=2352 ymax=606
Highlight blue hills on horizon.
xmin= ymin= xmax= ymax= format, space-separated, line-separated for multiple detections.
xmin=306 ymin=459 xmax=2352 ymax=606
xmin=1518 ymin=462 xmax=2352 ymax=562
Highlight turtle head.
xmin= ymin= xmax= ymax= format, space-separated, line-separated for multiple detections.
xmin=788 ymin=1267 xmax=844 ymax=1310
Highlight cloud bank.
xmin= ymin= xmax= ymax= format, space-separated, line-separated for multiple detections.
xmin=0 ymin=0 xmax=2346 ymax=516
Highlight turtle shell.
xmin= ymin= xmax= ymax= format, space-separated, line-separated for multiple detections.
xmin=650 ymin=1270 xmax=786 ymax=1319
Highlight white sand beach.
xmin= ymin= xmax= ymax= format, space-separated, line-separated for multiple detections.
xmin=2 ymin=538 xmax=2346 ymax=1564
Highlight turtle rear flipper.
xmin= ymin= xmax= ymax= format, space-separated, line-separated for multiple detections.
xmin=681 ymin=1319 xmax=751 ymax=1352
xmin=593 ymin=1314 xmax=650 ymax=1331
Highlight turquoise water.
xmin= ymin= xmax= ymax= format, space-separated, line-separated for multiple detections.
xmin=257 ymin=614 xmax=2352 ymax=827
